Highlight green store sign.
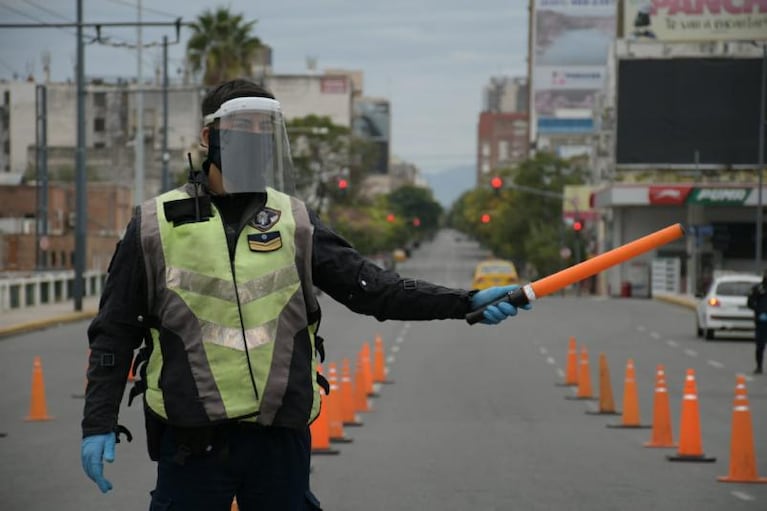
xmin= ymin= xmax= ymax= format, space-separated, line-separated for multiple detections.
xmin=688 ymin=188 xmax=751 ymax=205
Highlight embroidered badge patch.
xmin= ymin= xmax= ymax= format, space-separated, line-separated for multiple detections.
xmin=250 ymin=207 xmax=281 ymax=232
xmin=248 ymin=232 xmax=282 ymax=252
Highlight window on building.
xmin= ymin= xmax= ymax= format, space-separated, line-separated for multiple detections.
xmin=481 ymin=161 xmax=490 ymax=174
xmin=482 ymin=142 xmax=490 ymax=157
xmin=3 ymin=91 xmax=9 ymax=106
xmin=498 ymin=140 xmax=509 ymax=161
xmin=94 ymin=92 xmax=106 ymax=108
xmin=94 ymin=118 xmax=105 ymax=132
xmin=94 ymin=142 xmax=106 ymax=149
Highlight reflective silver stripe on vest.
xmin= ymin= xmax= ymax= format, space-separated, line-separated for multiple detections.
xmin=257 ymin=197 xmax=317 ymax=425
xmin=166 ymin=264 xmax=298 ymax=306
xmin=199 ymin=318 xmax=278 ymax=351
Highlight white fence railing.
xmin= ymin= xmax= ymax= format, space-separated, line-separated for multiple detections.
xmin=0 ymin=271 xmax=106 ymax=312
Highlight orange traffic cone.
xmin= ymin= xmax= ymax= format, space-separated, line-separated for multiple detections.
xmin=360 ymin=342 xmax=378 ymax=397
xmin=340 ymin=358 xmax=363 ymax=426
xmin=231 ymin=498 xmax=239 ymax=510
xmin=327 ymin=363 xmax=352 ymax=444
xmin=586 ymin=353 xmax=620 ymax=415
xmin=644 ymin=365 xmax=676 ymax=448
xmin=373 ymin=334 xmax=393 ymax=384
xmin=717 ymin=375 xmax=767 ymax=483
xmin=566 ymin=346 xmax=596 ymax=400
xmin=608 ymin=359 xmax=650 ymax=429
xmin=310 ymin=365 xmax=339 ymax=455
xmin=667 ymin=369 xmax=715 ymax=462
xmin=25 ymin=356 xmax=53 ymax=421
xmin=557 ymin=336 xmax=579 ymax=387
xmin=354 ymin=357 xmax=371 ymax=413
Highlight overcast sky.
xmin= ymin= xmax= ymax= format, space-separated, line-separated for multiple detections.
xmin=0 ymin=1 xmax=529 ymax=174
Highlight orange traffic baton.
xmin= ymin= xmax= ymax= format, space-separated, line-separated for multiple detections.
xmin=467 ymin=224 xmax=685 ymax=324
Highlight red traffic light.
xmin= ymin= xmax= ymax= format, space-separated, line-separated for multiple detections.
xmin=412 ymin=217 xmax=421 ymax=227
xmin=481 ymin=213 xmax=491 ymax=224
xmin=490 ymin=176 xmax=503 ymax=190
xmin=338 ymin=178 xmax=348 ymax=190
xmin=573 ymin=220 xmax=583 ymax=232
xmin=386 ymin=213 xmax=396 ymax=223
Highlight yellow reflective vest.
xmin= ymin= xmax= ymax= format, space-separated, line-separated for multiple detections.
xmin=138 ymin=185 xmax=321 ymax=428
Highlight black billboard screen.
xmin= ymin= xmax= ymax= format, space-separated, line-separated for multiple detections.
xmin=616 ymin=58 xmax=766 ymax=166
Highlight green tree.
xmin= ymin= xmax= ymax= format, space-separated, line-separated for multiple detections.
xmin=186 ymin=8 xmax=262 ymax=85
xmin=387 ymin=185 xmax=443 ymax=236
xmin=286 ymin=115 xmax=377 ymax=212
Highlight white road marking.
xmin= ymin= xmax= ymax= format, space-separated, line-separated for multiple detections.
xmin=557 ymin=368 xmax=565 ymax=378
xmin=547 ymin=357 xmax=556 ymax=365
xmin=667 ymin=340 xmax=679 ymax=348
xmin=707 ymin=360 xmax=724 ymax=369
xmin=391 ymin=345 xmax=400 ymax=353
xmin=637 ymin=325 xmax=647 ymax=332
xmin=395 ymin=336 xmax=405 ymax=344
xmin=650 ymin=332 xmax=661 ymax=340
xmin=386 ymin=355 xmax=395 ymax=364
xmin=731 ymin=491 xmax=754 ymax=502
xmin=540 ymin=347 xmax=548 ymax=356
xmin=684 ymin=349 xmax=698 ymax=357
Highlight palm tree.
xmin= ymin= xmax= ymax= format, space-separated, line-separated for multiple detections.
xmin=186 ymin=8 xmax=262 ymax=85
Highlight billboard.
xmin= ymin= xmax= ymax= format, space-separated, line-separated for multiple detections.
xmin=352 ymin=98 xmax=390 ymax=174
xmin=623 ymin=0 xmax=767 ymax=42
xmin=531 ymin=0 xmax=617 ymax=138
xmin=616 ymin=58 xmax=766 ymax=167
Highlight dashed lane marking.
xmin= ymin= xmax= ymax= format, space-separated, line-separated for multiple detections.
xmin=684 ymin=349 xmax=698 ymax=357
xmin=391 ymin=345 xmax=400 ymax=353
xmin=546 ymin=357 xmax=556 ymax=365
xmin=650 ymin=331 xmax=661 ymax=340
xmin=386 ymin=355 xmax=395 ymax=364
xmin=637 ymin=325 xmax=647 ymax=332
xmin=667 ymin=340 xmax=679 ymax=348
xmin=731 ymin=491 xmax=754 ymax=502
xmin=707 ymin=360 xmax=724 ymax=369
xmin=539 ymin=347 xmax=548 ymax=356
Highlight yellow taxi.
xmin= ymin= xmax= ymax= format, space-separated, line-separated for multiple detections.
xmin=472 ymin=259 xmax=519 ymax=290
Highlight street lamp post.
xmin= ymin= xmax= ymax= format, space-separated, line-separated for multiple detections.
xmin=757 ymin=42 xmax=766 ymax=274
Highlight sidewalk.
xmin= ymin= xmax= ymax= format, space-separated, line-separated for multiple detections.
xmin=652 ymin=293 xmax=697 ymax=311
xmin=0 ymin=296 xmax=100 ymax=339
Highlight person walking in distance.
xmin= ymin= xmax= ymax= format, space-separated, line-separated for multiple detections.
xmin=79 ymin=79 xmax=531 ymax=510
xmin=747 ymin=270 xmax=767 ymax=374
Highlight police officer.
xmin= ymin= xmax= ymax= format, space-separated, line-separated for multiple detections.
xmin=747 ymin=270 xmax=767 ymax=374
xmin=80 ymin=79 xmax=529 ymax=511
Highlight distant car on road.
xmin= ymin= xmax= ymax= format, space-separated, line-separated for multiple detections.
xmin=696 ymin=273 xmax=760 ymax=340
xmin=472 ymin=259 xmax=520 ymax=290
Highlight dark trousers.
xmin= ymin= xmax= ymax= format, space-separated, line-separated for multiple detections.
xmin=756 ymin=322 xmax=767 ymax=370
xmin=149 ymin=424 xmax=320 ymax=511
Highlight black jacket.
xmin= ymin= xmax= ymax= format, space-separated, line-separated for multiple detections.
xmin=82 ymin=196 xmax=474 ymax=437
xmin=747 ymin=280 xmax=767 ymax=316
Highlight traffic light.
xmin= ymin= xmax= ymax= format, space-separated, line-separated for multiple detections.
xmin=337 ymin=178 xmax=348 ymax=191
xmin=481 ymin=213 xmax=491 ymax=224
xmin=412 ymin=217 xmax=421 ymax=227
xmin=386 ymin=213 xmax=396 ymax=223
xmin=573 ymin=219 xmax=583 ymax=232
xmin=490 ymin=176 xmax=503 ymax=195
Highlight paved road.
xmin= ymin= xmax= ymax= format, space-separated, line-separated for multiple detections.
xmin=1 ymin=229 xmax=766 ymax=510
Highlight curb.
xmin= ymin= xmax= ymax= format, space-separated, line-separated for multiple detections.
xmin=0 ymin=310 xmax=98 ymax=339
xmin=653 ymin=294 xmax=697 ymax=311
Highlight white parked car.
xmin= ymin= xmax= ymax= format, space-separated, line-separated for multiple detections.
xmin=696 ymin=274 xmax=761 ymax=340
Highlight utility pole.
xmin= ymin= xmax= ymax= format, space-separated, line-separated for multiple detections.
xmin=162 ymin=35 xmax=170 ymax=192
xmin=74 ymin=0 xmax=86 ymax=310
xmin=35 ymin=84 xmax=48 ymax=270
xmin=135 ymin=0 xmax=144 ymax=205
xmin=757 ymin=43 xmax=766 ymax=273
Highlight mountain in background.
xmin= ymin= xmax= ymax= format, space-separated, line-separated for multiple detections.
xmin=422 ymin=164 xmax=475 ymax=210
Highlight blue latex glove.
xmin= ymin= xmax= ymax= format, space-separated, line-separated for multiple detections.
xmin=81 ymin=432 xmax=116 ymax=493
xmin=471 ymin=285 xmax=532 ymax=325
